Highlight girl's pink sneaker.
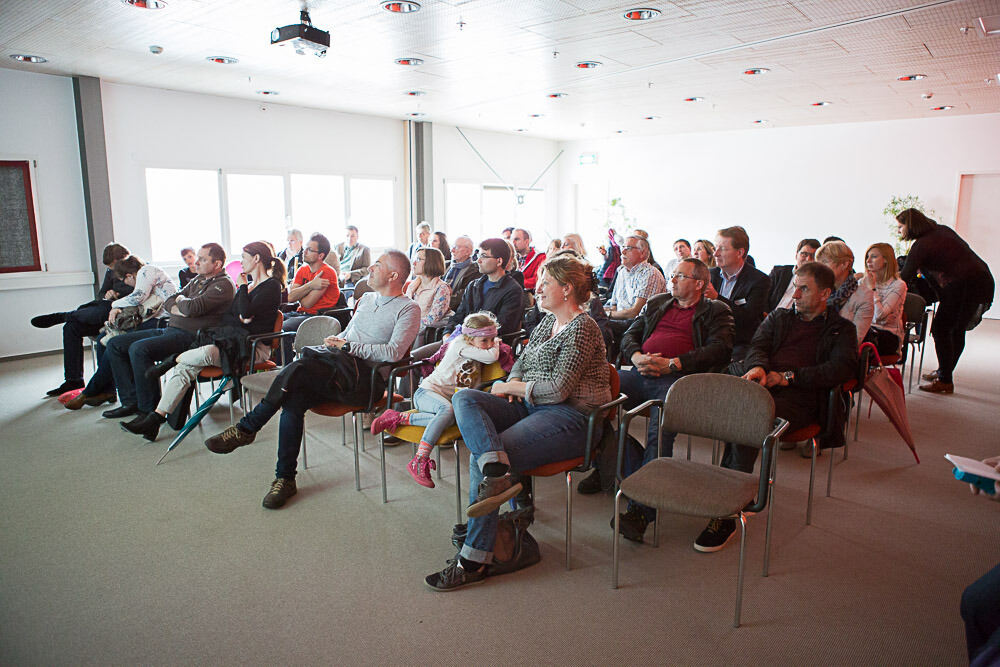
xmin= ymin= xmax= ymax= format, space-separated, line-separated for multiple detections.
xmin=407 ymin=455 xmax=436 ymax=488
xmin=371 ymin=409 xmax=406 ymax=435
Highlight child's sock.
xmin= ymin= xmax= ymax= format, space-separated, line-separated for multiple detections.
xmin=416 ymin=441 xmax=432 ymax=458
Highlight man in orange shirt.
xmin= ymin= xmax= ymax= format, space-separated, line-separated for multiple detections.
xmin=281 ymin=232 xmax=341 ymax=359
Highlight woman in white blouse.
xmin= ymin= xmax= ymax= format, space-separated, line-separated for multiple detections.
xmin=405 ymin=247 xmax=451 ymax=336
xmin=815 ymin=241 xmax=873 ymax=346
xmin=862 ymin=242 xmax=907 ymax=356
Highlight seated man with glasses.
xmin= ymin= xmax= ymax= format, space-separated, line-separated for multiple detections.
xmin=604 ymin=235 xmax=667 ymax=362
xmin=586 ymin=258 xmax=735 ymax=543
xmin=448 ymin=238 xmax=524 ymax=338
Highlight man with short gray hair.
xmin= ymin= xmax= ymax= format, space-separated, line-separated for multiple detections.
xmin=445 ymin=235 xmax=479 ymax=311
xmin=605 ymin=235 xmax=667 ymax=361
xmin=205 ymin=249 xmax=420 ymax=510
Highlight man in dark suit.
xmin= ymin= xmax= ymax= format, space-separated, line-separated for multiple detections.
xmin=705 ymin=226 xmax=771 ymax=362
xmin=767 ymin=238 xmax=821 ymax=311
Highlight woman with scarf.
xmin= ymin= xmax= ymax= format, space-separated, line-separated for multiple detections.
xmin=816 ymin=241 xmax=873 ymax=346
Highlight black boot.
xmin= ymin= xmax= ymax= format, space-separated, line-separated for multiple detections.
xmin=121 ymin=412 xmax=166 ymax=442
xmin=31 ymin=312 xmax=67 ymax=329
xmin=145 ymin=353 xmax=180 ymax=380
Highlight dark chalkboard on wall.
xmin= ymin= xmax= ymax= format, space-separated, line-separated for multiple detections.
xmin=0 ymin=160 xmax=42 ymax=273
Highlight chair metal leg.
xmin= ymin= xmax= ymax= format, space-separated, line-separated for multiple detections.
xmin=353 ymin=414 xmax=361 ymax=492
xmin=763 ymin=447 xmax=778 ymax=577
xmin=341 ymin=415 xmax=347 ymax=446
xmin=565 ymin=471 xmax=572 ymax=570
xmin=380 ymin=432 xmax=387 ymax=504
xmin=734 ymin=513 xmax=748 ymax=628
xmin=302 ymin=421 xmax=309 ymax=470
xmin=853 ymin=392 xmax=861 ymax=441
xmin=827 ymin=443 xmax=835 ymax=497
xmin=652 ymin=508 xmax=659 ymax=548
xmin=686 ymin=434 xmax=692 ymax=460
xmin=454 ymin=441 xmax=462 ymax=525
xmin=807 ymin=438 xmax=817 ymax=525
xmin=612 ymin=489 xmax=624 ymax=588
xmin=436 ymin=445 xmax=443 ymax=480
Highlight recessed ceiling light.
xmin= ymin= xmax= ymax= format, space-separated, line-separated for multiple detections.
xmin=382 ymin=1 xmax=421 ymax=12
xmin=897 ymin=74 xmax=927 ymax=81
xmin=395 ymin=57 xmax=424 ymax=66
xmin=547 ymin=93 xmax=568 ymax=98
xmin=9 ymin=54 xmax=47 ymax=63
xmin=931 ymin=105 xmax=954 ymax=111
xmin=121 ymin=0 xmax=167 ymax=8
xmin=623 ymin=8 xmax=661 ymax=20
xmin=684 ymin=96 xmax=704 ymax=102
xmin=515 ymin=128 xmax=528 ymax=132
xmin=206 ymin=56 xmax=238 ymax=64
xmin=409 ymin=112 xmax=426 ymax=117
xmin=615 ymin=129 xmax=626 ymax=134
xmin=644 ymin=115 xmax=660 ymax=120
xmin=405 ymin=90 xmax=426 ymax=96
xmin=811 ymin=101 xmax=832 ymax=107
xmin=256 ymin=90 xmax=279 ymax=96
xmin=576 ymin=61 xmax=601 ymax=69
xmin=529 ymin=113 xmax=544 ymax=118
xmin=743 ymin=67 xmax=770 ymax=75
xmin=753 ymin=119 xmax=769 ymax=125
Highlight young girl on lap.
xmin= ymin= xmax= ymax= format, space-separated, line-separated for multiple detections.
xmin=371 ymin=312 xmax=501 ymax=488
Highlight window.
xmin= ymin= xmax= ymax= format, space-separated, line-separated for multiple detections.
xmin=146 ymin=168 xmax=220 ymax=263
xmin=481 ymin=185 xmax=544 ymax=243
xmin=443 ymin=181 xmax=481 ymax=241
xmin=349 ymin=178 xmax=395 ymax=249
xmin=0 ymin=160 xmax=42 ymax=273
xmin=291 ymin=173 xmax=346 ymax=239
xmin=225 ymin=173 xmax=286 ymax=255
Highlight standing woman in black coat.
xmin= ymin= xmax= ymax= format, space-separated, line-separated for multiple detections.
xmin=897 ymin=208 xmax=994 ymax=393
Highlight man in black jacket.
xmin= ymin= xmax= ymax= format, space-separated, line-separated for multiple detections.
xmin=695 ymin=262 xmax=858 ymax=553
xmin=449 ymin=238 xmax=523 ymax=337
xmin=706 ymin=226 xmax=771 ymax=362
xmin=767 ymin=238 xmax=820 ymax=311
xmin=596 ymin=258 xmax=735 ymax=542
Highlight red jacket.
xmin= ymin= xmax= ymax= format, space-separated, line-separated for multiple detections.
xmin=519 ymin=247 xmax=546 ymax=291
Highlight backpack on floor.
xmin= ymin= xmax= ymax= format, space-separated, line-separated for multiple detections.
xmin=487 ymin=507 xmax=541 ymax=577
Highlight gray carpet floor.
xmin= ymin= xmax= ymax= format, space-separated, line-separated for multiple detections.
xmin=2 ymin=322 xmax=999 ymax=665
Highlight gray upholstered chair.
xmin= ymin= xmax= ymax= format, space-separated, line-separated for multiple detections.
xmin=611 ymin=373 xmax=788 ymax=628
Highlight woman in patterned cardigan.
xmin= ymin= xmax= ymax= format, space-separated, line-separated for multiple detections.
xmin=425 ymin=254 xmax=612 ymax=591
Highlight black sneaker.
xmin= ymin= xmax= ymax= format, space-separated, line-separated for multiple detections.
xmin=205 ymin=425 xmax=256 ymax=454
xmin=103 ymin=405 xmax=138 ymax=419
xmin=31 ymin=312 xmax=67 ymax=329
xmin=693 ymin=518 xmax=738 ymax=553
xmin=424 ymin=558 xmax=487 ymax=592
xmin=611 ymin=507 xmax=649 ymax=543
xmin=46 ymin=379 xmax=85 ymax=397
xmin=576 ymin=468 xmax=603 ymax=495
xmin=145 ymin=353 xmax=179 ymax=381
xmin=466 ymin=474 xmax=523 ymax=518
xmin=262 ymin=477 xmax=297 ymax=509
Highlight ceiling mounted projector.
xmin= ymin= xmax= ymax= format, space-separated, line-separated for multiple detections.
xmin=271 ymin=9 xmax=329 ymax=57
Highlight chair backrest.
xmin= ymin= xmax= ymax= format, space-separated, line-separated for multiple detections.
xmin=903 ymin=293 xmax=926 ymax=325
xmin=606 ymin=363 xmax=621 ymax=419
xmin=269 ymin=312 xmax=284 ymax=349
xmin=293 ymin=315 xmax=341 ymax=353
xmin=661 ymin=373 xmax=775 ymax=449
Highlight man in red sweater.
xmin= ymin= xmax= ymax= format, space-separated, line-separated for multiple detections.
xmin=511 ymin=228 xmax=546 ymax=291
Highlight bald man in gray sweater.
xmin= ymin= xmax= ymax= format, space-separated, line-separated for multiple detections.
xmin=205 ymin=250 xmax=421 ymax=509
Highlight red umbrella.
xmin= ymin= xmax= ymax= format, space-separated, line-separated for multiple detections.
xmin=860 ymin=342 xmax=919 ymax=463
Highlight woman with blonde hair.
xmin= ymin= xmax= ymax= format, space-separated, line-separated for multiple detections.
xmin=561 ymin=233 xmax=587 ymax=257
xmin=815 ymin=241 xmax=874 ymax=345
xmin=693 ymin=239 xmax=716 ymax=268
xmin=862 ymin=242 xmax=907 ymax=356
xmin=425 ymin=254 xmax=611 ymax=590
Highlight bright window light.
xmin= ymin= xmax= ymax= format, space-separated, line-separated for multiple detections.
xmin=291 ymin=174 xmax=346 ymax=238
xmin=226 ymin=174 xmax=286 ymax=255
xmin=348 ymin=178 xmax=395 ymax=249
xmin=145 ymin=168 xmax=221 ymax=263
xmin=444 ymin=182 xmax=482 ymax=241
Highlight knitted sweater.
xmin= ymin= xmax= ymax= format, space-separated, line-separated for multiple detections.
xmin=112 ymin=264 xmax=177 ymax=317
xmin=422 ymin=336 xmax=500 ymax=398
xmin=510 ymin=312 xmax=611 ymax=412
xmin=341 ymin=293 xmax=421 ymax=373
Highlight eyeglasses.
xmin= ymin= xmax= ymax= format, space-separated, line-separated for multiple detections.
xmin=303 ymin=247 xmax=319 ymax=254
xmin=669 ymin=273 xmax=698 ymax=281
xmin=478 ymin=254 xmax=497 ymax=260
xmin=622 ymin=245 xmax=640 ymax=251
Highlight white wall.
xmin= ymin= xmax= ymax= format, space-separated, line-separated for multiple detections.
xmin=0 ymin=68 xmax=94 ymax=358
xmin=558 ymin=113 xmax=1000 ymax=278
xmin=432 ymin=125 xmax=561 ymax=245
xmin=100 ymin=82 xmax=407 ymax=260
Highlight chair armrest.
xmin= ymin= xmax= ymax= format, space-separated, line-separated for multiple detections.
xmin=387 ymin=359 xmax=434 ymax=394
xmin=616 ymin=398 xmax=665 ymax=482
xmin=317 ymin=306 xmax=353 ymax=317
xmin=583 ymin=393 xmax=628 ymax=467
xmin=245 ymin=330 xmax=295 ymax=367
xmin=500 ymin=329 xmax=527 ymax=346
xmin=748 ymin=417 xmax=790 ymax=514
xmin=367 ymin=356 xmax=413 ymax=411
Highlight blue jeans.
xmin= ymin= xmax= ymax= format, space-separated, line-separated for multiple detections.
xmin=452 ymin=389 xmax=593 ymax=565
xmin=83 ymin=318 xmax=160 ymax=397
xmin=107 ymin=327 xmax=195 ymax=411
xmin=618 ymin=367 xmax=682 ymax=521
xmin=409 ymin=387 xmax=455 ymax=446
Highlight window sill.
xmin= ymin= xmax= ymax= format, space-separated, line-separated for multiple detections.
xmin=0 ymin=271 xmax=95 ymax=292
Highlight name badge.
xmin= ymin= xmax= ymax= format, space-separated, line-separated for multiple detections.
xmin=735 ymin=298 xmax=747 ymax=306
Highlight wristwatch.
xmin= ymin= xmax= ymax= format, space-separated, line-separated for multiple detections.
xmin=668 ymin=360 xmax=679 ymax=373
xmin=782 ymin=370 xmax=795 ymax=385
xmin=341 ymin=341 xmax=352 ymax=354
